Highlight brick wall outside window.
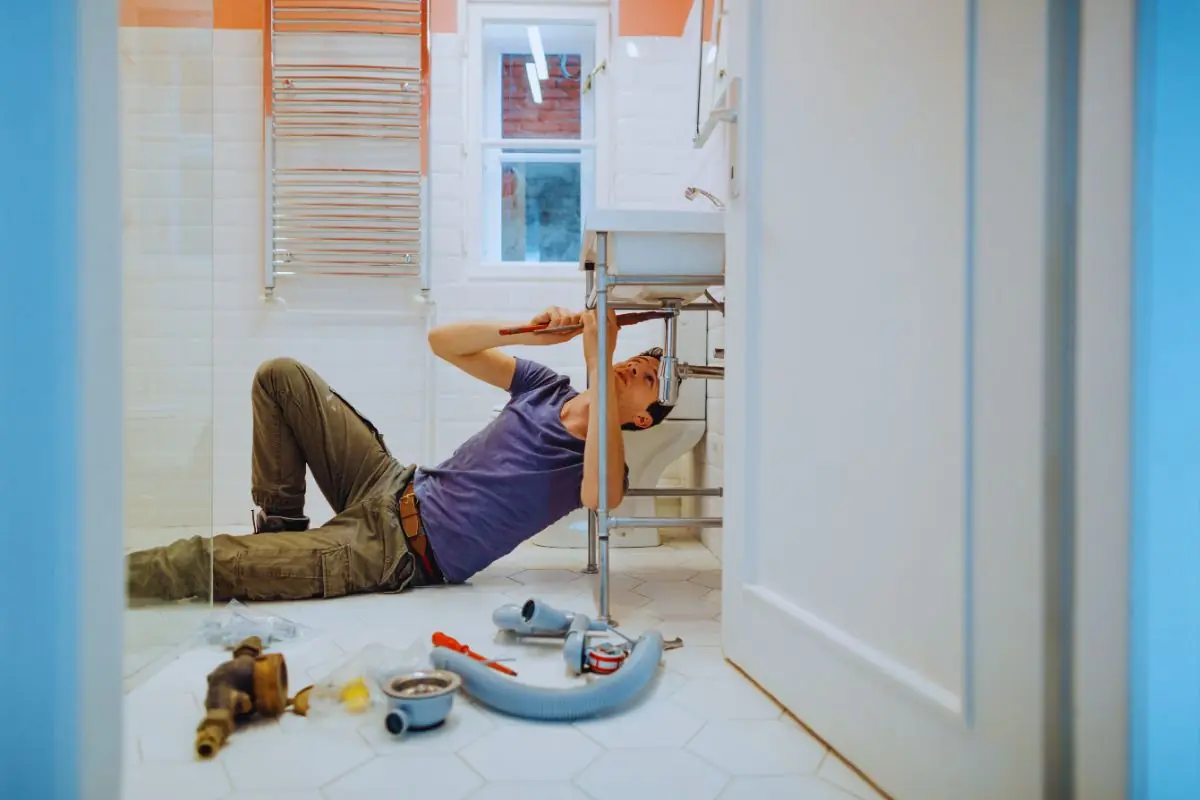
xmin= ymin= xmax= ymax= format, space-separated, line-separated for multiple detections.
xmin=500 ymin=54 xmax=582 ymax=139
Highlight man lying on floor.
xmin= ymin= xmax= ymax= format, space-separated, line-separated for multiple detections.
xmin=127 ymin=307 xmax=672 ymax=602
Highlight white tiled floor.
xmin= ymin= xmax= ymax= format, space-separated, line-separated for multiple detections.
xmin=122 ymin=539 xmax=885 ymax=800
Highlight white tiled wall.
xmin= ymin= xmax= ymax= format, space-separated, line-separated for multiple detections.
xmin=120 ymin=1 xmax=726 ymax=557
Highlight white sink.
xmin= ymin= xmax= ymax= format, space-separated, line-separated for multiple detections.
xmin=580 ymin=209 xmax=725 ymax=303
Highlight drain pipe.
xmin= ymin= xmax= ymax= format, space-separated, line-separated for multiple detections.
xmin=657 ymin=300 xmax=683 ymax=407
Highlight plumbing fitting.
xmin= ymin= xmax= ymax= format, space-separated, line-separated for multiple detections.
xmin=493 ymin=598 xmax=610 ymax=675
xmin=381 ymin=670 xmax=462 ymax=736
xmin=194 ymin=636 xmax=290 ymax=759
xmin=678 ymin=362 xmax=725 ymax=381
xmin=431 ymin=600 xmax=686 ymax=721
xmin=657 ymin=358 xmax=725 ymax=408
xmin=657 ymin=300 xmax=684 ymax=406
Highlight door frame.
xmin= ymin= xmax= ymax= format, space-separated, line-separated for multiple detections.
xmin=1074 ymin=0 xmax=1134 ymax=797
xmin=720 ymin=0 xmax=1130 ymax=796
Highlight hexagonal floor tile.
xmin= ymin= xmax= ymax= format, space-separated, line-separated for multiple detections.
xmin=574 ymin=693 xmax=706 ymax=748
xmin=357 ymin=695 xmax=495 ymax=754
xmin=221 ymin=723 xmax=374 ymax=792
xmin=658 ymin=618 xmax=722 ymax=646
xmin=466 ymin=572 xmax=521 ymax=590
xmin=466 ymin=782 xmax=593 ymax=800
xmin=718 ymin=774 xmax=861 ymax=799
xmin=817 ymin=752 xmax=887 ymax=799
xmin=644 ymin=595 xmax=722 ymax=621
xmin=689 ymin=570 xmax=724 ymax=590
xmin=121 ymin=761 xmax=230 ymax=800
xmin=127 ymin=691 xmax=204 ymax=762
xmin=688 ymin=719 xmax=826 ymax=776
xmin=508 ymin=569 xmax=586 ymax=586
xmin=602 ymin=587 xmax=654 ymax=611
xmin=634 ymin=580 xmax=713 ymax=602
xmin=574 ymin=749 xmax=729 ymax=800
xmin=323 ymin=754 xmax=483 ymax=800
xmin=222 ymin=792 xmax=324 ymax=800
xmin=663 ymin=645 xmax=740 ymax=680
xmin=459 ymin=726 xmax=601 ymax=780
xmin=670 ymin=677 xmax=784 ymax=721
xmin=626 ymin=567 xmax=700 ymax=582
xmin=500 ymin=585 xmax=592 ymax=607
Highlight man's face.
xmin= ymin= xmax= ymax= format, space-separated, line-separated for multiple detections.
xmin=612 ymin=354 xmax=661 ymax=428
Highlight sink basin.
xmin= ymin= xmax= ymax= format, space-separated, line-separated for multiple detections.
xmin=580 ymin=209 xmax=725 ymax=303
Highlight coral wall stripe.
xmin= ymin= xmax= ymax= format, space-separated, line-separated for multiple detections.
xmin=619 ymin=0 xmax=714 ymax=40
xmin=214 ymin=0 xmax=263 ymax=29
xmin=430 ymin=0 xmax=455 ymax=33
xmin=262 ymin=0 xmax=272 ymax=116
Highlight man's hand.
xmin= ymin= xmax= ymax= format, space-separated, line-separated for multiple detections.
xmin=582 ymin=308 xmax=619 ymax=368
xmin=529 ymin=306 xmax=584 ymax=345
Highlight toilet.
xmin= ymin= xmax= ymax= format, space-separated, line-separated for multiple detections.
xmin=519 ymin=312 xmax=710 ymax=549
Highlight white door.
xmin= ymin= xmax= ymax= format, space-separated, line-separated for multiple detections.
xmin=720 ymin=1 xmax=1071 ymax=798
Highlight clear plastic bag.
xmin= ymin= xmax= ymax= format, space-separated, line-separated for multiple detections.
xmin=302 ymin=640 xmax=429 ymax=717
xmin=194 ymin=599 xmax=312 ymax=650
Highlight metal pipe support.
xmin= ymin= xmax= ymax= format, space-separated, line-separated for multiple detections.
xmin=607 ymin=517 xmax=724 ymax=529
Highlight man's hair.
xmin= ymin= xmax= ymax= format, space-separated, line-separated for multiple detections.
xmin=622 ymin=347 xmax=674 ymax=431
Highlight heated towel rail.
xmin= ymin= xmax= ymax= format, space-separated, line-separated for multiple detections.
xmin=265 ymin=0 xmax=430 ymax=295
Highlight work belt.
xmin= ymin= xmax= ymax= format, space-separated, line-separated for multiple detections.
xmin=398 ymin=480 xmax=445 ymax=584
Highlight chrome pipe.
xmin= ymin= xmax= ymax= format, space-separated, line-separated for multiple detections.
xmin=584 ymin=509 xmax=598 ymax=574
xmin=595 ymin=232 xmax=613 ymax=625
xmin=624 ymin=487 xmax=723 ymax=498
xmin=658 ymin=300 xmax=682 ymax=406
xmin=605 ymin=273 xmax=725 ymax=287
xmin=604 ymin=301 xmax=722 ymax=312
xmin=679 ymin=363 xmax=725 ymax=380
xmin=606 ymin=517 xmax=724 ymax=529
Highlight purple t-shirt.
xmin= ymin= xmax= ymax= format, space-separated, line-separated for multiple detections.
xmin=413 ymin=359 xmax=623 ymax=582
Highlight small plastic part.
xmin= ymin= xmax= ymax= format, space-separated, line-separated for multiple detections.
xmin=385 ymin=710 xmax=408 ymax=735
xmin=586 ymin=642 xmax=630 ymax=675
xmin=302 ymin=640 xmax=429 ymax=717
xmin=194 ymin=600 xmax=311 ymax=650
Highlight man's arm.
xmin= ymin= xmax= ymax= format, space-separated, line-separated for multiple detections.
xmin=428 ymin=307 xmax=581 ymax=391
xmin=580 ymin=309 xmax=626 ymax=511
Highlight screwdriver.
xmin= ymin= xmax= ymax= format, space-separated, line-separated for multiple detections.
xmin=498 ymin=310 xmax=673 ymax=337
xmin=431 ymin=632 xmax=518 ymax=677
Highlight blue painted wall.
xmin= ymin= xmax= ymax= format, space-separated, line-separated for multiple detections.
xmin=1131 ymin=1 xmax=1200 ymax=798
xmin=0 ymin=2 xmax=82 ymax=798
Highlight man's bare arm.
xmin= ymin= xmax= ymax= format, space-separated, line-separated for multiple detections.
xmin=427 ymin=307 xmax=581 ymax=390
xmin=580 ymin=310 xmax=625 ymax=510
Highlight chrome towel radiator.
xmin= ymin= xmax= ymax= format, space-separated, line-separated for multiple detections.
xmin=265 ymin=0 xmax=430 ymax=295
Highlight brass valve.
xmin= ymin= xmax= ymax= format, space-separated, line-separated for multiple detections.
xmin=195 ymin=636 xmax=291 ymax=759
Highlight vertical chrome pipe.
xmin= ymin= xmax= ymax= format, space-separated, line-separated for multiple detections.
xmin=658 ymin=300 xmax=682 ymax=406
xmin=584 ymin=509 xmax=598 ymax=574
xmin=583 ymin=260 xmax=599 ymax=575
xmin=595 ymin=233 xmax=613 ymax=624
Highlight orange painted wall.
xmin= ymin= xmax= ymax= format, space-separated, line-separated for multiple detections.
xmin=618 ymin=0 xmax=715 ymax=40
xmin=120 ymin=0 xmax=716 ymax=39
xmin=120 ymin=0 xmax=262 ymax=28
xmin=120 ymin=0 xmax=448 ymax=31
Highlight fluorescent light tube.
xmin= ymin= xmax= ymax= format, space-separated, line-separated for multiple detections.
xmin=527 ymin=25 xmax=549 ymax=80
xmin=524 ymin=61 xmax=543 ymax=104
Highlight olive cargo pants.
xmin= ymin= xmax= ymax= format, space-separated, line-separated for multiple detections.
xmin=126 ymin=358 xmax=418 ymax=602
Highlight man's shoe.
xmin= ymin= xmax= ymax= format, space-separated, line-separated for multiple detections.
xmin=252 ymin=507 xmax=311 ymax=534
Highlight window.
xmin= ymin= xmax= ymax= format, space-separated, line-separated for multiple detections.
xmin=468 ymin=5 xmax=610 ymax=272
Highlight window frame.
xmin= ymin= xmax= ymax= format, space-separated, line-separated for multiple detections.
xmin=465 ymin=2 xmax=613 ymax=281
